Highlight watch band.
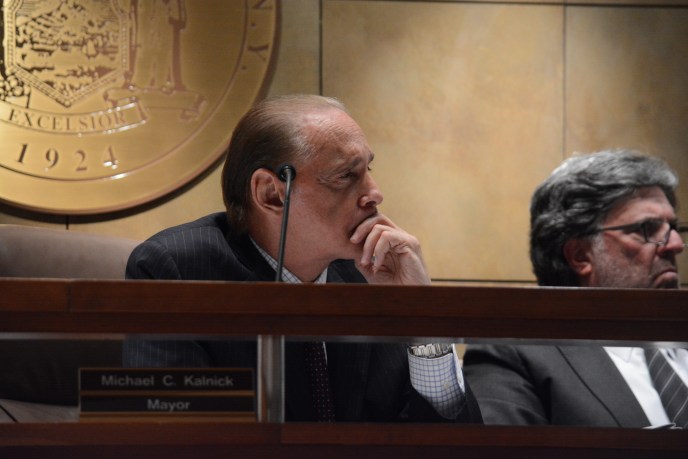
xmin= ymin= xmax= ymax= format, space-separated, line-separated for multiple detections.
xmin=408 ymin=343 xmax=453 ymax=359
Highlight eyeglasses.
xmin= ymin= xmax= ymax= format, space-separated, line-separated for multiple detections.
xmin=594 ymin=218 xmax=688 ymax=247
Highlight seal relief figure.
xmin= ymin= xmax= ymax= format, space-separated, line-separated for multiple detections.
xmin=0 ymin=0 xmax=279 ymax=214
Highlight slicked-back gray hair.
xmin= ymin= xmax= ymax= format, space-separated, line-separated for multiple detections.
xmin=221 ymin=94 xmax=347 ymax=234
xmin=530 ymin=150 xmax=678 ymax=286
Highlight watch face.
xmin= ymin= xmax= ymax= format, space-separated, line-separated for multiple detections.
xmin=0 ymin=0 xmax=279 ymax=214
xmin=411 ymin=343 xmax=452 ymax=358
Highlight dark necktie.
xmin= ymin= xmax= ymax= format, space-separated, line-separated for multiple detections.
xmin=304 ymin=342 xmax=335 ymax=422
xmin=644 ymin=348 xmax=688 ymax=428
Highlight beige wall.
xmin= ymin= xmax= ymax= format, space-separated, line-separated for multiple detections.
xmin=2 ymin=0 xmax=687 ymax=282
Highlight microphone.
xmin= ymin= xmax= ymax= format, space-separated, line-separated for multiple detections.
xmin=275 ymin=164 xmax=296 ymax=282
xmin=277 ymin=164 xmax=296 ymax=183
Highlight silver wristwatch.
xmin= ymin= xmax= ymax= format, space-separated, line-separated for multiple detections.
xmin=408 ymin=343 xmax=453 ymax=359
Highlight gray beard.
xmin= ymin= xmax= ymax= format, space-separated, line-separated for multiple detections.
xmin=592 ymin=243 xmax=680 ymax=289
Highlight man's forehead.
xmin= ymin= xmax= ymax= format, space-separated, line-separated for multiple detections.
xmin=309 ymin=144 xmax=372 ymax=173
xmin=303 ymin=115 xmax=372 ymax=162
xmin=604 ymin=186 xmax=675 ymax=222
xmin=304 ymin=110 xmax=364 ymax=139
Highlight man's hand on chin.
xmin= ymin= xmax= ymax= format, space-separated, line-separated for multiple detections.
xmin=350 ymin=213 xmax=431 ymax=286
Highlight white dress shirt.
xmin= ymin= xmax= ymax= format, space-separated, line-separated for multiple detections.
xmin=604 ymin=346 xmax=688 ymax=427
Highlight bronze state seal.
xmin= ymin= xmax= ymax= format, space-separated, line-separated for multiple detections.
xmin=0 ymin=0 xmax=279 ymax=214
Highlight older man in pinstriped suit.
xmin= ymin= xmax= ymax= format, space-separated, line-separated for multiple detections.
xmin=124 ymin=94 xmax=482 ymax=423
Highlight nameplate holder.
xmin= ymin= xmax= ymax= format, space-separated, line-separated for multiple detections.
xmin=79 ymin=368 xmax=255 ymax=422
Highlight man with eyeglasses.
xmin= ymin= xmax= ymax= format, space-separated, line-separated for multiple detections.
xmin=464 ymin=149 xmax=688 ymax=428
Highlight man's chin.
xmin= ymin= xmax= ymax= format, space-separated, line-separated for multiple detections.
xmin=653 ymin=271 xmax=681 ymax=289
xmin=333 ymin=243 xmax=363 ymax=263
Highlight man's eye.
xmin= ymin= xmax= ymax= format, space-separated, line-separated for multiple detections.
xmin=641 ymin=219 xmax=664 ymax=237
xmin=338 ymin=165 xmax=371 ymax=180
xmin=339 ymin=170 xmax=360 ymax=180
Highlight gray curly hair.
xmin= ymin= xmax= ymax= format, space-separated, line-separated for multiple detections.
xmin=529 ymin=150 xmax=678 ymax=286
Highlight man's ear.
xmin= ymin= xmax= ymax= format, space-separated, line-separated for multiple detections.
xmin=250 ymin=168 xmax=284 ymax=216
xmin=563 ymin=238 xmax=593 ymax=279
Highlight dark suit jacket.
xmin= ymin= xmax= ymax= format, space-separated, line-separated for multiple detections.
xmin=124 ymin=212 xmax=482 ymax=423
xmin=463 ymin=344 xmax=651 ymax=427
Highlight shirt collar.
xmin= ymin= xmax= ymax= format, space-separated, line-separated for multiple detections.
xmin=604 ymin=346 xmax=637 ymax=362
xmin=250 ymin=237 xmax=328 ymax=284
xmin=605 ymin=346 xmax=683 ymax=364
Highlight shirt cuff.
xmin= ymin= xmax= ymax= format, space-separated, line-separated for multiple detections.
xmin=408 ymin=344 xmax=465 ymax=419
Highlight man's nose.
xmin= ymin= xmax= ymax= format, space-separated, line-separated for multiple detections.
xmin=660 ymin=228 xmax=686 ymax=254
xmin=359 ymin=174 xmax=383 ymax=208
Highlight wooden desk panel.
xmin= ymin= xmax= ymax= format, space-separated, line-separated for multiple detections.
xmin=0 ymin=423 xmax=686 ymax=458
xmin=0 ymin=279 xmax=68 ymax=312
xmin=1 ymin=279 xmax=686 ymax=341
xmin=1 ymin=279 xmax=687 ymax=456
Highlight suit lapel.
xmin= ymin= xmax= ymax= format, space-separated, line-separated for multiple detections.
xmin=328 ymin=342 xmax=372 ymax=421
xmin=326 ymin=264 xmax=371 ymax=420
xmin=284 ymin=342 xmax=316 ymax=421
xmin=326 ymin=264 xmax=347 ymax=283
xmin=227 ymin=233 xmax=277 ymax=281
xmin=327 ymin=260 xmax=366 ymax=284
xmin=558 ymin=346 xmax=650 ymax=427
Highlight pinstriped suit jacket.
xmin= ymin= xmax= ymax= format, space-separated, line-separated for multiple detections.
xmin=123 ymin=212 xmax=482 ymax=423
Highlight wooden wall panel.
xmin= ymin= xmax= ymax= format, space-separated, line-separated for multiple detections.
xmin=2 ymin=0 xmax=686 ymax=283
xmin=323 ymin=1 xmax=564 ymax=281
